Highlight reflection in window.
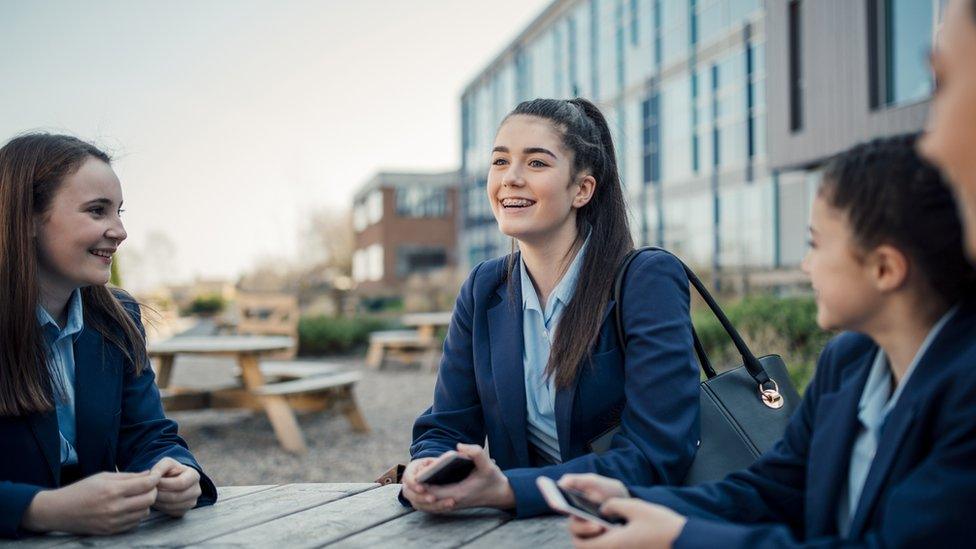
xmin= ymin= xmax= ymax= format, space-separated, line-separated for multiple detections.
xmin=884 ymin=0 xmax=935 ymax=105
xmin=396 ymin=246 xmax=448 ymax=279
xmin=396 ymin=187 xmax=447 ymax=218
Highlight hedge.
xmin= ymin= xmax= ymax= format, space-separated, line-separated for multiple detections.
xmin=298 ymin=316 xmax=392 ymax=356
xmin=692 ymin=295 xmax=831 ymax=392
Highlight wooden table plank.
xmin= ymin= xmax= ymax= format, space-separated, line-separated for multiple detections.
xmin=463 ymin=516 xmax=571 ymax=548
xmin=217 ymin=484 xmax=277 ymax=501
xmin=56 ymin=483 xmax=377 ymax=548
xmin=326 ymin=507 xmax=510 ymax=548
xmin=202 ymin=483 xmax=410 ymax=548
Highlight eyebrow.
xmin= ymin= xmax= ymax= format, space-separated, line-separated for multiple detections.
xmin=82 ymin=198 xmax=119 ymax=207
xmin=492 ymin=146 xmax=559 ymax=159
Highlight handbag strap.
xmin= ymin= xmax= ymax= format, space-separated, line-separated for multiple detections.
xmin=612 ymin=246 xmax=774 ymax=388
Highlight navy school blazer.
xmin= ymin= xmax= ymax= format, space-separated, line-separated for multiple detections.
xmin=0 ymin=295 xmax=217 ymax=538
xmin=410 ymin=250 xmax=701 ymax=517
xmin=631 ymin=302 xmax=976 ymax=548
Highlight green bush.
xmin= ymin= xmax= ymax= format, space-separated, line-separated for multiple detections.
xmin=692 ymin=295 xmax=831 ymax=392
xmin=298 ymin=316 xmax=392 ymax=355
xmin=187 ymin=294 xmax=225 ymax=316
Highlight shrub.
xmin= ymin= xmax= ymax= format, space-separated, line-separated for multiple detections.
xmin=298 ymin=316 xmax=392 ymax=356
xmin=692 ymin=295 xmax=831 ymax=392
xmin=187 ymin=294 xmax=226 ymax=316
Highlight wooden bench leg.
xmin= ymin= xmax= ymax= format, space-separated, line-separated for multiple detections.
xmin=365 ymin=342 xmax=384 ymax=369
xmin=338 ymin=386 xmax=370 ymax=433
xmin=261 ymin=395 xmax=308 ymax=454
xmin=155 ymin=355 xmax=175 ymax=388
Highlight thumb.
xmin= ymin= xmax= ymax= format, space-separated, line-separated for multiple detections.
xmin=150 ymin=457 xmax=181 ymax=478
xmin=455 ymin=443 xmax=489 ymax=468
xmin=599 ymin=497 xmax=643 ymax=520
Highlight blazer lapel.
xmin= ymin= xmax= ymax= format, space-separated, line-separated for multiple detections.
xmin=487 ymin=269 xmax=530 ymax=466
xmin=805 ymin=353 xmax=873 ymax=537
xmin=73 ymin=327 xmax=117 ymax=476
xmin=555 ymin=299 xmax=617 ymax=459
xmin=26 ymin=409 xmax=60 ymax=484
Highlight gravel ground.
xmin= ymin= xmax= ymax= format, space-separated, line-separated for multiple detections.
xmin=163 ymin=355 xmax=438 ymax=487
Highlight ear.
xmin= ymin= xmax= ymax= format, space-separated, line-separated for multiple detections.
xmin=868 ymin=244 xmax=910 ymax=293
xmin=572 ymin=173 xmax=596 ymax=209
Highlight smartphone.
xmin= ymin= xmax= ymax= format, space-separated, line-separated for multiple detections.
xmin=416 ymin=451 xmax=476 ymax=485
xmin=536 ymin=477 xmax=624 ymax=528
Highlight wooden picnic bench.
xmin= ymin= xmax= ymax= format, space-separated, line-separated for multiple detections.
xmin=7 ymin=483 xmax=571 ymax=548
xmin=365 ymin=311 xmax=453 ymax=371
xmin=150 ymin=336 xmax=369 ymax=455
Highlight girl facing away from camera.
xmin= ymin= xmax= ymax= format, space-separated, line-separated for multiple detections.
xmin=0 ymin=134 xmax=216 ymax=539
xmin=400 ymin=98 xmax=701 ymax=518
xmin=559 ymin=133 xmax=976 ymax=548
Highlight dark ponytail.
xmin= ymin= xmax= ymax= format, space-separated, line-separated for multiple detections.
xmin=819 ymin=133 xmax=976 ymax=306
xmin=503 ymin=98 xmax=633 ymax=388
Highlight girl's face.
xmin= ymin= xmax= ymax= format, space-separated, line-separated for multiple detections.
xmin=487 ymin=115 xmax=594 ymax=245
xmin=920 ymin=0 xmax=976 ymax=258
xmin=35 ymin=158 xmax=127 ymax=295
xmin=801 ymin=195 xmax=884 ymax=332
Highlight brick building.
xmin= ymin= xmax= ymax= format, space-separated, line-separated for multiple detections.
xmin=351 ymin=171 xmax=459 ymax=302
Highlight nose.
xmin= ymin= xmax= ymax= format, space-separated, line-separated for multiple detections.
xmin=106 ymin=218 xmax=127 ymax=244
xmin=501 ymin=162 xmax=525 ymax=188
xmin=800 ymin=250 xmax=811 ymax=274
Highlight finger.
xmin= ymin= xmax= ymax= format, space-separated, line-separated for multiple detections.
xmin=567 ymin=516 xmax=606 ymax=538
xmin=150 ymin=457 xmax=182 ymax=478
xmin=431 ymin=497 xmax=456 ymax=513
xmin=119 ymin=488 xmax=158 ymax=512
xmin=158 ymin=468 xmax=198 ymax=492
xmin=153 ymin=500 xmax=194 ymax=517
xmin=599 ymin=497 xmax=642 ymax=520
xmin=454 ymin=443 xmax=488 ymax=469
xmin=116 ymin=474 xmax=161 ymax=497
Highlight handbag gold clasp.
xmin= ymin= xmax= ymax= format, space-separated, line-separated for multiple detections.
xmin=759 ymin=381 xmax=785 ymax=409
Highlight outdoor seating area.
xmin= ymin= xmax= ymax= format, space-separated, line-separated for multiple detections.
xmin=365 ymin=311 xmax=452 ymax=371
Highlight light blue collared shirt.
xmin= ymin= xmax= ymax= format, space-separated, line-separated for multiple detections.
xmin=519 ymin=237 xmax=589 ymax=465
xmin=836 ymin=306 xmax=958 ymax=537
xmin=37 ymin=290 xmax=85 ymax=467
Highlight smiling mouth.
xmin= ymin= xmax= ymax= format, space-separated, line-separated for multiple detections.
xmin=500 ymin=198 xmax=536 ymax=208
xmin=89 ymin=249 xmax=114 ymax=259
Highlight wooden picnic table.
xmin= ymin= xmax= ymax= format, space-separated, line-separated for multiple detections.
xmin=401 ymin=311 xmax=454 ymax=339
xmin=6 ymin=483 xmax=572 ymax=548
xmin=148 ymin=336 xmax=311 ymax=453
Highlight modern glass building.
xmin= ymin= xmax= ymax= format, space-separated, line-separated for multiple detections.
xmin=458 ymin=0 xmax=943 ymax=286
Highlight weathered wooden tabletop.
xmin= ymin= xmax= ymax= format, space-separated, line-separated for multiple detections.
xmin=5 ymin=483 xmax=572 ymax=548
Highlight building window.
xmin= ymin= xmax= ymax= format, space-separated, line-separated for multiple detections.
xmin=630 ymin=0 xmax=639 ymax=46
xmin=353 ymin=190 xmax=384 ymax=231
xmin=568 ymin=16 xmax=579 ymax=96
xmin=788 ymin=0 xmax=803 ymax=132
xmin=616 ymin=0 xmax=626 ymax=92
xmin=353 ymin=244 xmax=384 ymax=282
xmin=396 ymin=245 xmax=448 ymax=279
xmin=590 ymin=0 xmax=600 ymax=99
xmin=396 ymin=187 xmax=447 ymax=218
xmin=870 ymin=0 xmax=939 ymax=108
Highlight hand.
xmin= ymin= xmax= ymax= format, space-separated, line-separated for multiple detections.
xmin=150 ymin=457 xmax=202 ymax=517
xmin=568 ymin=498 xmax=687 ymax=549
xmin=21 ymin=471 xmax=160 ymax=535
xmin=403 ymin=443 xmax=515 ymax=513
xmin=400 ymin=457 xmax=440 ymax=511
xmin=558 ymin=473 xmax=629 ymax=504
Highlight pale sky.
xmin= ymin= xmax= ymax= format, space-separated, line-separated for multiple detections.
xmin=0 ymin=0 xmax=550 ymax=290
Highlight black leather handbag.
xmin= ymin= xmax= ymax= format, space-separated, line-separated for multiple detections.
xmin=593 ymin=246 xmax=802 ymax=485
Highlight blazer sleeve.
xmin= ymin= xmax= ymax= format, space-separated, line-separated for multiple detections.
xmin=409 ymin=262 xmax=488 ymax=459
xmin=0 ymin=482 xmax=45 ymax=538
xmin=113 ymin=294 xmax=217 ymax=507
xmin=504 ymin=251 xmax=701 ymax=517
xmin=659 ymin=343 xmax=976 ymax=549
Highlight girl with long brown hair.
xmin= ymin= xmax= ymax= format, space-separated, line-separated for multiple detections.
xmin=400 ymin=98 xmax=700 ymax=517
xmin=0 ymin=133 xmax=216 ymax=538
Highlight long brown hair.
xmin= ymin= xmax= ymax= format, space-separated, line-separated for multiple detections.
xmin=0 ymin=133 xmax=148 ymax=417
xmin=502 ymin=98 xmax=634 ymax=388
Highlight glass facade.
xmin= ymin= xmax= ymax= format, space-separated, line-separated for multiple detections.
xmin=395 ymin=187 xmax=448 ymax=218
xmin=883 ymin=0 xmax=937 ymax=106
xmin=459 ymin=0 xmax=769 ymax=273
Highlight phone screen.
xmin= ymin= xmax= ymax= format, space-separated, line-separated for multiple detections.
xmin=560 ymin=487 xmax=625 ymax=525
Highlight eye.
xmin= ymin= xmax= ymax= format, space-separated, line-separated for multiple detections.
xmin=118 ymin=208 xmax=126 ymax=216
xmin=491 ymin=157 xmax=509 ymax=166
xmin=88 ymin=206 xmax=106 ymax=216
xmin=528 ymin=159 xmax=549 ymax=168
xmin=806 ymin=239 xmax=817 ymax=249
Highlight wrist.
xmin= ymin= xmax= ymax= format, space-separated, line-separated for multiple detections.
xmin=489 ymin=473 xmax=516 ymax=509
xmin=22 ymin=489 xmax=57 ymax=532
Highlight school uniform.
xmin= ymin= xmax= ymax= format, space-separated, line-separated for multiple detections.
xmin=410 ymin=249 xmax=700 ymax=518
xmin=630 ymin=303 xmax=976 ymax=548
xmin=0 ymin=291 xmax=216 ymax=539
